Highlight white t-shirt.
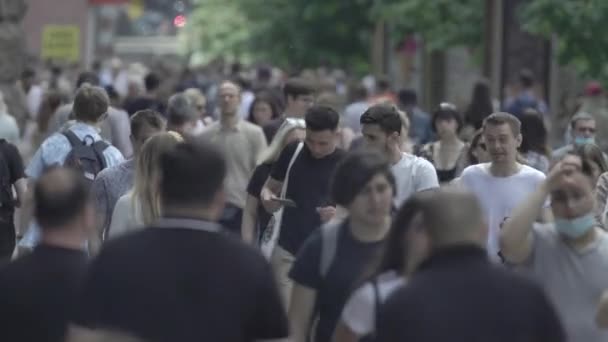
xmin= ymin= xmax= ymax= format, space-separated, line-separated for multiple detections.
xmin=391 ymin=152 xmax=439 ymax=207
xmin=460 ymin=163 xmax=546 ymax=261
xmin=108 ymin=191 xmax=144 ymax=239
xmin=341 ymin=271 xmax=405 ymax=336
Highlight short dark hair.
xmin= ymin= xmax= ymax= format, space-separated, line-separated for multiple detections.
xmin=482 ymin=112 xmax=521 ymax=136
xmin=284 ymin=77 xmax=315 ymax=101
xmin=397 ymin=89 xmax=418 ymax=106
xmin=519 ymin=69 xmax=535 ymax=88
xmin=34 ymin=167 xmax=90 ymax=229
xmin=160 ymin=139 xmax=226 ymax=207
xmin=145 ymin=72 xmax=161 ymax=92
xmin=331 ymin=149 xmax=396 ymax=207
xmin=131 ymin=109 xmax=165 ymax=140
xmin=73 ymin=85 xmax=109 ymax=122
xmin=376 ymin=76 xmax=391 ymax=92
xmin=431 ymin=103 xmax=463 ymax=133
xmin=167 ymin=93 xmax=198 ymax=126
xmin=360 ymin=104 xmax=402 ymax=135
xmin=305 ymin=105 xmax=340 ymax=132
xmin=76 ymin=71 xmax=100 ymax=89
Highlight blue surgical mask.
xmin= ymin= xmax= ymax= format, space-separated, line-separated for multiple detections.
xmin=574 ymin=136 xmax=595 ymax=146
xmin=554 ymin=213 xmax=596 ymax=239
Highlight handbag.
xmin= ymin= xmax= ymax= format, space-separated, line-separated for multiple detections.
xmin=260 ymin=142 xmax=304 ymax=259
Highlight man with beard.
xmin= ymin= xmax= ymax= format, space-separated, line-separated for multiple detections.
xmin=360 ymin=104 xmax=438 ymax=208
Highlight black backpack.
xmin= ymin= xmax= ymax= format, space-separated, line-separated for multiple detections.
xmin=0 ymin=139 xmax=14 ymax=209
xmin=62 ymin=130 xmax=109 ymax=184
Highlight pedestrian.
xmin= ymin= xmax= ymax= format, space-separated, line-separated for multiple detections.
xmin=397 ymin=89 xmax=432 ymax=145
xmin=68 ymin=139 xmax=288 ymax=342
xmin=261 ymin=105 xmax=345 ymax=307
xmin=360 ymin=104 xmax=438 ymax=207
xmin=19 ymin=85 xmax=125 ymax=254
xmin=376 ymin=188 xmax=565 ymax=342
xmin=201 ymin=81 xmax=268 ymax=234
xmin=500 ymin=150 xmax=608 ymax=342
xmin=519 ymin=109 xmax=551 ymax=173
xmin=166 ymin=92 xmax=200 ymax=137
xmin=0 ymin=167 xmax=91 ymax=342
xmin=289 ymin=149 xmax=395 ymax=342
xmin=92 ymin=109 xmax=165 ymax=241
xmin=418 ymin=103 xmax=467 ymax=183
xmin=343 ymin=83 xmax=369 ymax=134
xmin=241 ymin=118 xmax=306 ymax=244
xmin=108 ymin=132 xmax=183 ymax=238
xmin=333 ymin=192 xmax=432 ymax=342
xmin=247 ymin=91 xmax=281 ymax=130
xmin=0 ymin=138 xmax=26 ymax=261
xmin=0 ymin=91 xmax=19 ymax=145
xmin=183 ymin=87 xmax=211 ymax=134
xmin=122 ymin=72 xmax=165 ymax=117
xmin=459 ymin=112 xmax=548 ymax=262
xmin=464 ymin=79 xmax=495 ymax=131
xmin=263 ymin=77 xmax=315 ymax=143
xmin=553 ymin=111 xmax=603 ymax=161
xmin=49 ymin=72 xmax=133 ymax=158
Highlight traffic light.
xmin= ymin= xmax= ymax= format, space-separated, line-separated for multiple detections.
xmin=173 ymin=14 xmax=186 ymax=28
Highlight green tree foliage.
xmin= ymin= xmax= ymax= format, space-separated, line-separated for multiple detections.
xmin=191 ymin=0 xmax=375 ymax=72
xmin=373 ymin=0 xmax=485 ymax=51
xmin=520 ymin=0 xmax=608 ymax=83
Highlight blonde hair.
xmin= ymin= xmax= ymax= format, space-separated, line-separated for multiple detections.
xmin=257 ymin=119 xmax=306 ymax=165
xmin=132 ymin=132 xmax=184 ymax=225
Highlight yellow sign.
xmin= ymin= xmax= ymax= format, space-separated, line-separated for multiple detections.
xmin=41 ymin=25 xmax=80 ymax=62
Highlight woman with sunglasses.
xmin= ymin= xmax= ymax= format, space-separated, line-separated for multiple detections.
xmin=418 ymin=103 xmax=467 ymax=183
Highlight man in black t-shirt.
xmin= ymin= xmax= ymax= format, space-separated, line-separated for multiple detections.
xmin=0 ymin=139 xmax=26 ymax=261
xmin=288 ymin=150 xmax=396 ymax=342
xmin=68 ymin=140 xmax=288 ymax=342
xmin=0 ymin=167 xmax=90 ymax=342
xmin=262 ymin=77 xmax=315 ymax=143
xmin=261 ymin=106 xmax=345 ymax=307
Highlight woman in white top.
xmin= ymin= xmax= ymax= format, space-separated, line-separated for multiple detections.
xmin=333 ymin=192 xmax=433 ymax=342
xmin=108 ymin=132 xmax=184 ymax=238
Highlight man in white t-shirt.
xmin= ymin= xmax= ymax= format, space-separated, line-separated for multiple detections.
xmin=360 ymin=104 xmax=438 ymax=207
xmin=460 ymin=112 xmax=548 ymax=261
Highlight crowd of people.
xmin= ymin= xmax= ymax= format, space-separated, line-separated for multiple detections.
xmin=0 ymin=59 xmax=607 ymax=342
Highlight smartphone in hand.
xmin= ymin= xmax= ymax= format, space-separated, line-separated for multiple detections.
xmin=271 ymin=196 xmax=297 ymax=208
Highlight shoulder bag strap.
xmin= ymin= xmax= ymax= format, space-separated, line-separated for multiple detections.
xmin=280 ymin=142 xmax=304 ymax=198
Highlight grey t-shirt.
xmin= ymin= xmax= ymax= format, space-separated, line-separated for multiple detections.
xmin=523 ymin=223 xmax=608 ymax=342
xmin=92 ymin=159 xmax=135 ymax=237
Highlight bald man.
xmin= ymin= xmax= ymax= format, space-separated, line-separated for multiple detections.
xmin=0 ymin=167 xmax=91 ymax=342
xmin=376 ymin=189 xmax=565 ymax=342
xmin=200 ymin=81 xmax=268 ymax=234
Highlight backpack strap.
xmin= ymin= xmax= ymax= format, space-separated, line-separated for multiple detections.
xmin=319 ymin=221 xmax=341 ymax=278
xmin=92 ymin=140 xmax=109 ymax=169
xmin=280 ymin=142 xmax=304 ymax=199
xmin=62 ymin=130 xmax=83 ymax=147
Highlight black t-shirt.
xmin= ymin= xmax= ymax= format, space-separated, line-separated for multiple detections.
xmin=246 ymin=163 xmax=273 ymax=235
xmin=376 ymin=246 xmax=566 ymax=342
xmin=0 ymin=140 xmax=24 ymax=213
xmin=271 ymin=141 xmax=345 ymax=255
xmin=73 ymin=218 xmax=288 ymax=342
xmin=289 ymin=222 xmax=384 ymax=342
xmin=0 ymin=245 xmax=88 ymax=342
xmin=123 ymin=97 xmax=166 ymax=116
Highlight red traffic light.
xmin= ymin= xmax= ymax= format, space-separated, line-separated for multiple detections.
xmin=173 ymin=15 xmax=187 ymax=28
